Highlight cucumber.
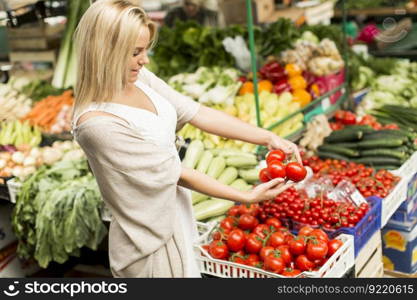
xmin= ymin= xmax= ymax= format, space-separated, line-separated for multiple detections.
xmin=374 ymin=165 xmax=399 ymax=171
xmin=357 ymin=138 xmax=404 ymax=149
xmin=318 ymin=144 xmax=360 ymax=157
xmin=317 ymin=151 xmax=350 ymax=161
xmin=324 ymin=142 xmax=359 ymax=149
xmin=354 ymin=157 xmax=403 ymax=166
xmin=360 ymin=149 xmax=408 ymax=160
xmin=324 ymin=128 xmax=364 ymax=143
xmin=343 ymin=125 xmax=374 ymax=133
xmin=363 ymin=132 xmax=409 ymax=143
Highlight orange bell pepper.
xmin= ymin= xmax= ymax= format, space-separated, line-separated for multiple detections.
xmin=289 ymin=76 xmax=307 ymax=90
xmin=292 ymin=89 xmax=312 ymax=107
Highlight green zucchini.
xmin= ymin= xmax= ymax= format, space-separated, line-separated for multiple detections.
xmin=192 ymin=191 xmax=209 ymax=205
xmin=353 ymin=157 xmax=403 ymax=166
xmin=324 ymin=128 xmax=364 ymax=143
xmin=207 ymin=156 xmax=226 ymax=179
xmin=343 ymin=125 xmax=374 ymax=133
xmin=317 ymin=151 xmax=350 ymax=161
xmin=238 ymin=169 xmax=259 ymax=184
xmin=359 ymin=149 xmax=407 ymax=160
xmin=374 ymin=165 xmax=399 ymax=171
xmin=318 ymin=144 xmax=360 ymax=157
xmin=363 ymin=132 xmax=408 ymax=143
xmin=217 ymin=167 xmax=238 ymax=185
xmin=193 ymin=199 xmax=234 ymax=221
xmin=357 ymin=138 xmax=404 ymax=149
xmin=225 ymin=155 xmax=258 ymax=168
xmin=196 ymin=150 xmax=214 ymax=174
xmin=183 ymin=140 xmax=204 ymax=169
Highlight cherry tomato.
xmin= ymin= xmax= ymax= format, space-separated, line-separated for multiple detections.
xmin=306 ymin=239 xmax=328 ymax=260
xmin=245 ymin=233 xmax=263 ymax=254
xmin=295 ymin=254 xmax=315 ymax=271
xmin=209 ymin=240 xmax=229 ymax=260
xmin=266 ymin=150 xmax=286 ymax=165
xmin=327 ymin=239 xmax=343 ymax=257
xmin=268 ymin=161 xmax=287 ymax=179
xmin=238 ymin=214 xmax=259 ymax=230
xmin=281 ymin=268 xmax=302 ymax=277
xmin=259 ymin=168 xmax=271 ymax=182
xmin=227 ymin=228 xmax=246 ymax=252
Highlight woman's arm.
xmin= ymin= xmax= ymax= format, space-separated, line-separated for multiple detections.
xmin=178 ymin=167 xmax=292 ymax=204
xmin=190 ymin=105 xmax=302 ymax=162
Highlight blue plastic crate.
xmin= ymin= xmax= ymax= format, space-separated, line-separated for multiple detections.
xmin=338 ymin=197 xmax=382 ymax=257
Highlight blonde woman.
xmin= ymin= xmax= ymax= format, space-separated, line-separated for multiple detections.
xmin=72 ymin=0 xmax=301 ymax=278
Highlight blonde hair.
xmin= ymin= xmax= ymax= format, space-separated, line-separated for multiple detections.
xmin=73 ymin=0 xmax=157 ymax=117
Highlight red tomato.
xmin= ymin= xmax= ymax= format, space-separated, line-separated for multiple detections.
xmin=267 ymin=232 xmax=286 ymax=248
xmin=264 ymin=254 xmax=285 ymax=273
xmin=252 ymin=224 xmax=271 ymax=239
xmin=265 ymin=217 xmax=282 ymax=230
xmin=227 ymin=228 xmax=246 ymax=252
xmin=245 ymin=233 xmax=263 ymax=254
xmin=246 ymin=254 xmax=261 ymax=267
xmin=266 ymin=150 xmax=286 ymax=165
xmin=289 ymin=238 xmax=306 ymax=256
xmin=295 ymin=255 xmax=315 ymax=271
xmin=268 ymin=161 xmax=287 ymax=179
xmin=281 ymin=268 xmax=302 ymax=277
xmin=209 ymin=241 xmax=229 ymax=260
xmin=238 ymin=203 xmax=260 ymax=217
xmin=220 ymin=216 xmax=237 ymax=231
xmin=228 ymin=205 xmax=240 ymax=217
xmin=285 ymin=162 xmax=307 ymax=182
xmin=229 ymin=251 xmax=246 ymax=265
xmin=310 ymin=229 xmax=329 ymax=243
xmin=238 ymin=214 xmax=259 ymax=230
xmin=260 ymin=246 xmax=275 ymax=261
xmin=276 ymin=245 xmax=293 ymax=266
xmin=327 ymin=239 xmax=343 ymax=257
xmin=334 ymin=110 xmax=345 ymax=123
xmin=306 ymin=239 xmax=328 ymax=260
xmin=259 ymin=168 xmax=271 ymax=182
xmin=298 ymin=225 xmax=314 ymax=236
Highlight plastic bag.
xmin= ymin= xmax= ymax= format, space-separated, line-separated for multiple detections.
xmin=222 ymin=36 xmax=251 ymax=72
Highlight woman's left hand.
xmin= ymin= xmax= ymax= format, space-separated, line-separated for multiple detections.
xmin=266 ymin=133 xmax=302 ymax=164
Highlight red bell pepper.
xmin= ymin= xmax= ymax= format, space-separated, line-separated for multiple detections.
xmin=260 ymin=61 xmax=287 ymax=83
xmin=272 ymin=78 xmax=291 ymax=94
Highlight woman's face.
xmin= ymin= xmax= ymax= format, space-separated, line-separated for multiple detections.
xmin=128 ymin=26 xmax=150 ymax=84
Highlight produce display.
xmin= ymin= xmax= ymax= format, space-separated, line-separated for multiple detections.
xmin=22 ymin=90 xmax=74 ymax=134
xmin=0 ymin=141 xmax=84 ymax=179
xmin=317 ymin=112 xmax=417 ymax=170
xmin=304 ymin=156 xmax=400 ymax=199
xmin=0 ymin=82 xmax=32 ymax=122
xmin=202 ymin=205 xmax=344 ymax=276
xmin=183 ymin=140 xmax=259 ymax=222
xmin=0 ymin=120 xmax=42 ymax=148
xmin=12 ymin=158 xmax=106 ymax=268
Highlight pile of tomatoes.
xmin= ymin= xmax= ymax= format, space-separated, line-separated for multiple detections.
xmin=258 ymin=187 xmax=371 ymax=231
xmin=259 ymin=149 xmax=307 ymax=183
xmin=203 ymin=204 xmax=343 ymax=277
xmin=303 ymin=156 xmax=399 ymax=198
xmin=330 ymin=110 xmax=399 ymax=131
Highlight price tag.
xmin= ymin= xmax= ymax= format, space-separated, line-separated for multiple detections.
xmin=321 ymin=97 xmax=331 ymax=111
xmin=351 ymin=190 xmax=367 ymax=206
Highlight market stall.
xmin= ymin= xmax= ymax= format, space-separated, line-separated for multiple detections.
xmin=0 ymin=0 xmax=417 ymax=279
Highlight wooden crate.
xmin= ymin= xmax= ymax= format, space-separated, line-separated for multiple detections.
xmin=355 ymin=230 xmax=384 ymax=278
xmin=384 ymin=269 xmax=417 ymax=278
xmin=266 ymin=1 xmax=334 ymax=25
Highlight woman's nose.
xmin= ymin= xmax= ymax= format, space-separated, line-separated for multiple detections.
xmin=139 ymin=52 xmax=149 ymax=65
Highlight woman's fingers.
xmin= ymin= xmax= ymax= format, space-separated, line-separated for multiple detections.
xmin=260 ymin=177 xmax=285 ymax=190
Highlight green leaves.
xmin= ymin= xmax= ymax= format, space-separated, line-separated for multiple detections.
xmin=12 ymin=159 xmax=107 ymax=268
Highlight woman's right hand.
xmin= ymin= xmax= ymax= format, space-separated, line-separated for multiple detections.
xmin=245 ymin=178 xmax=293 ymax=204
